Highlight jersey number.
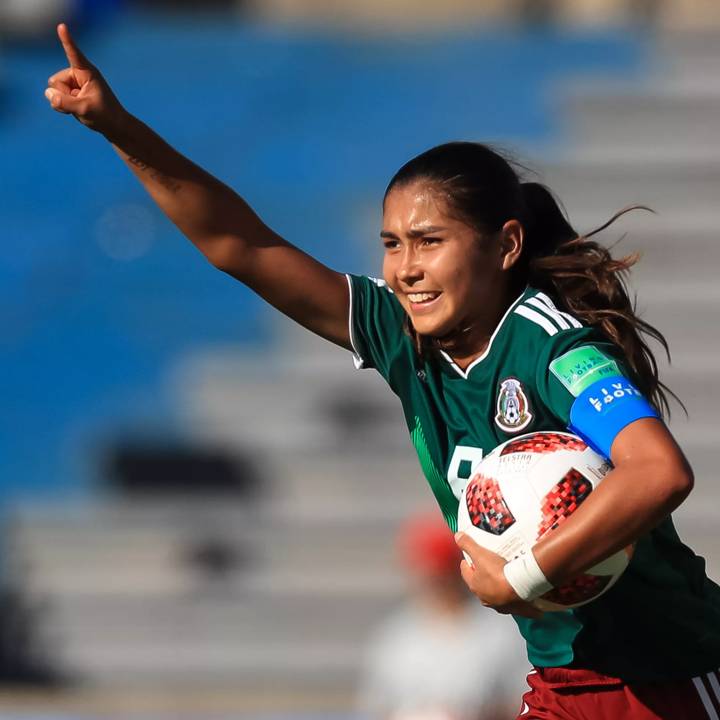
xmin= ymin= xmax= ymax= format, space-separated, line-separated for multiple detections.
xmin=447 ymin=445 xmax=484 ymax=500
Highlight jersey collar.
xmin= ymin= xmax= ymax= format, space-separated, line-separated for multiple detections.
xmin=440 ymin=287 xmax=530 ymax=379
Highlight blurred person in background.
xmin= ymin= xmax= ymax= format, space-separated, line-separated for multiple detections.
xmin=358 ymin=512 xmax=528 ymax=720
xmin=44 ymin=21 xmax=720 ymax=720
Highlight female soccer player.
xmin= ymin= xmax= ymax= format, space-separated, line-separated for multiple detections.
xmin=45 ymin=23 xmax=720 ymax=719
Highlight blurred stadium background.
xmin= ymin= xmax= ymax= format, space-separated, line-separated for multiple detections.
xmin=1 ymin=0 xmax=720 ymax=717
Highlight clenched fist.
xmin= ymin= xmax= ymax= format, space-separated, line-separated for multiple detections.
xmin=45 ymin=23 xmax=128 ymax=139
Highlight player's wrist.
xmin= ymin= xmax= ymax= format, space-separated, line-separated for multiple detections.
xmin=503 ymin=549 xmax=553 ymax=602
xmin=103 ymin=108 xmax=136 ymax=145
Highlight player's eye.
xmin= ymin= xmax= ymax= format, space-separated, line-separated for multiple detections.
xmin=382 ymin=239 xmax=399 ymax=250
xmin=421 ymin=236 xmax=442 ymax=246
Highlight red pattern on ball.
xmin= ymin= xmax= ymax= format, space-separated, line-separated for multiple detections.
xmin=537 ymin=468 xmax=599 ymax=606
xmin=465 ymin=474 xmax=516 ymax=536
xmin=500 ymin=433 xmax=587 ymax=456
xmin=541 ymin=574 xmax=612 ymax=605
xmin=538 ymin=468 xmax=593 ymax=538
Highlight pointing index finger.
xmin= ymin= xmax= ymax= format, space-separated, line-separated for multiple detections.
xmin=57 ymin=23 xmax=93 ymax=69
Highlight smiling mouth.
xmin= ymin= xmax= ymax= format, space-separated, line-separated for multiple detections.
xmin=407 ymin=291 xmax=442 ymax=311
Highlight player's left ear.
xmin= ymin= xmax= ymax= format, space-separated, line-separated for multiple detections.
xmin=500 ymin=219 xmax=524 ymax=271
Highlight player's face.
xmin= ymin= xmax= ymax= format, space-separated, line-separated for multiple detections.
xmin=382 ymin=181 xmax=510 ymax=341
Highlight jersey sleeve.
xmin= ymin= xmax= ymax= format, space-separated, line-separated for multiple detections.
xmin=535 ymin=334 xmax=659 ymax=459
xmin=346 ymin=274 xmax=407 ymax=379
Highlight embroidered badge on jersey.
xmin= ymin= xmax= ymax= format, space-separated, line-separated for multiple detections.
xmin=548 ymin=345 xmax=621 ymax=397
xmin=495 ymin=378 xmax=533 ymax=433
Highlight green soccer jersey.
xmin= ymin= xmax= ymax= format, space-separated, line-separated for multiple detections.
xmin=347 ymin=274 xmax=720 ymax=682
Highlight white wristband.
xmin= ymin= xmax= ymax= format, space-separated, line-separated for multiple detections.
xmin=503 ymin=550 xmax=553 ymax=602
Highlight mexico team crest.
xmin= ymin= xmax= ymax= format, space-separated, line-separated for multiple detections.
xmin=495 ymin=378 xmax=533 ymax=433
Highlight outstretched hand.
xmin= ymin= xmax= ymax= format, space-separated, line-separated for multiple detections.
xmin=45 ymin=23 xmax=126 ymax=137
xmin=455 ymin=532 xmax=544 ymax=620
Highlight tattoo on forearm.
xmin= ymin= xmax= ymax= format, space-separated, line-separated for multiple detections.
xmin=127 ymin=155 xmax=182 ymax=194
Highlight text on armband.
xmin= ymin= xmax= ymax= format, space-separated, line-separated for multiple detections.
xmin=587 ymin=381 xmax=642 ymax=413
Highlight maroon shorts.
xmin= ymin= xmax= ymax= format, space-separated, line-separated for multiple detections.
xmin=517 ymin=666 xmax=720 ymax=720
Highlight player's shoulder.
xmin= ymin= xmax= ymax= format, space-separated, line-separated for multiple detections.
xmin=348 ymin=273 xmax=394 ymax=295
xmin=505 ymin=288 xmax=623 ymax=375
xmin=510 ymin=288 xmax=586 ymax=340
xmin=346 ymin=274 xmax=411 ymax=375
xmin=348 ymin=274 xmax=404 ymax=317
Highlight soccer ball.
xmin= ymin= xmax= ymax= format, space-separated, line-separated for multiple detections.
xmin=456 ymin=431 xmax=633 ymax=612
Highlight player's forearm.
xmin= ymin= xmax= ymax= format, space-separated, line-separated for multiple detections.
xmin=107 ymin=112 xmax=268 ymax=270
xmin=533 ymin=459 xmax=692 ymax=587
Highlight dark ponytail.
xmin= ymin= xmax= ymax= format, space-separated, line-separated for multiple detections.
xmin=385 ymin=142 xmax=679 ymax=417
xmin=520 ymin=182 xmax=678 ymax=417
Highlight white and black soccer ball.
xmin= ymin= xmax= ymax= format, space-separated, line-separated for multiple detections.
xmin=457 ymin=431 xmax=633 ymax=611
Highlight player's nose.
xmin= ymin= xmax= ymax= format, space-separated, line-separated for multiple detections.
xmin=396 ymin=247 xmax=423 ymax=283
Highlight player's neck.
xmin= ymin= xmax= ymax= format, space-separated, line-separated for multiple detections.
xmin=438 ymin=291 xmax=513 ymax=370
xmin=441 ymin=332 xmax=490 ymax=371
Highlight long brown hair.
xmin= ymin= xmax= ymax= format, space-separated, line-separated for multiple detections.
xmin=385 ymin=141 xmax=679 ymax=417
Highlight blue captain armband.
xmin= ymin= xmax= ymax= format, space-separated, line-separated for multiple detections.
xmin=568 ymin=375 xmax=659 ymax=459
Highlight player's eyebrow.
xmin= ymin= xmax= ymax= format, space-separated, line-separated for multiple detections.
xmin=380 ymin=225 xmax=447 ymax=239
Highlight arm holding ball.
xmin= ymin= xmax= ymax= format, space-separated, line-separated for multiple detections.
xmin=456 ymin=417 xmax=693 ymax=614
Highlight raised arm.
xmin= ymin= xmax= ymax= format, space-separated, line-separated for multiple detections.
xmin=45 ymin=23 xmax=351 ymax=348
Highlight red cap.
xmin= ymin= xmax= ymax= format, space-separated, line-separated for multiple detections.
xmin=398 ymin=511 xmax=461 ymax=576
